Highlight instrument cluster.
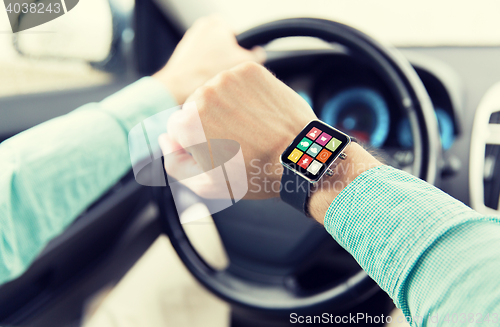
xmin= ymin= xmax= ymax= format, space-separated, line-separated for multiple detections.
xmin=285 ymin=54 xmax=459 ymax=152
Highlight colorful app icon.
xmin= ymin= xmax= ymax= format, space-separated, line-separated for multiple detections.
xmin=306 ymin=143 xmax=322 ymax=157
xmin=297 ymin=137 xmax=312 ymax=151
xmin=316 ymin=149 xmax=332 ymax=163
xmin=307 ymin=160 xmax=323 ymax=175
xmin=298 ymin=154 xmax=313 ymax=169
xmin=306 ymin=127 xmax=321 ymax=140
xmin=316 ymin=132 xmax=332 ymax=146
xmin=326 ymin=137 xmax=342 ymax=152
xmin=288 ymin=148 xmax=303 ymax=163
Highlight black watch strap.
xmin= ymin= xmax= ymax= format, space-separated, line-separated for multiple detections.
xmin=280 ymin=167 xmax=312 ymax=215
xmin=280 ymin=136 xmax=357 ymax=216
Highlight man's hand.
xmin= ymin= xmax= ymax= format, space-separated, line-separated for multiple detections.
xmin=159 ymin=62 xmax=316 ymax=200
xmin=153 ymin=16 xmax=266 ymax=104
xmin=159 ymin=62 xmax=382 ymax=222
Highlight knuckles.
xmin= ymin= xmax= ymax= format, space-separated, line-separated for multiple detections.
xmin=231 ymin=61 xmax=265 ymax=78
xmin=196 ymin=85 xmax=218 ymax=104
xmin=191 ymin=62 xmax=268 ymax=119
xmin=198 ymin=61 xmax=266 ymax=92
xmin=195 ymin=70 xmax=234 ymax=103
xmin=216 ymin=70 xmax=235 ymax=86
xmin=196 ymin=62 xmax=266 ymax=102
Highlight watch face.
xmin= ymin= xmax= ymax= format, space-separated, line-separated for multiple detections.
xmin=280 ymin=120 xmax=350 ymax=182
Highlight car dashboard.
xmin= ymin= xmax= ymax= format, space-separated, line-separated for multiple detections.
xmin=266 ymin=48 xmax=462 ymax=174
xmin=265 ymin=46 xmax=500 ymax=213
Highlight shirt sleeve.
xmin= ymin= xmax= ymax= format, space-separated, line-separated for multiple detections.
xmin=0 ymin=77 xmax=177 ymax=285
xmin=323 ymin=165 xmax=500 ymax=326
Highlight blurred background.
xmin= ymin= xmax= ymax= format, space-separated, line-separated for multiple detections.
xmin=1 ymin=0 xmax=499 ymax=98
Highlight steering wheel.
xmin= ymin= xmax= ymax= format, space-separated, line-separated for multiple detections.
xmin=156 ymin=18 xmax=440 ymax=315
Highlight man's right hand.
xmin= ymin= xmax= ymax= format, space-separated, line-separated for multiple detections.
xmin=159 ymin=62 xmax=381 ymax=221
xmin=159 ymin=62 xmax=315 ymax=198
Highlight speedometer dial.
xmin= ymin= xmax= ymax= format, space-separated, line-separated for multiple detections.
xmin=320 ymin=87 xmax=390 ymax=148
xmin=397 ymin=108 xmax=455 ymax=150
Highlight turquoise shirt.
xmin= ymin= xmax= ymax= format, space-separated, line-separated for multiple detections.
xmin=325 ymin=166 xmax=500 ymax=325
xmin=0 ymin=78 xmax=176 ymax=285
xmin=0 ymin=78 xmax=499 ymax=325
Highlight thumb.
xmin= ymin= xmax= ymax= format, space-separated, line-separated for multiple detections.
xmin=250 ymin=46 xmax=267 ymax=64
xmin=158 ymin=133 xmax=202 ymax=181
xmin=158 ymin=133 xmax=181 ymax=155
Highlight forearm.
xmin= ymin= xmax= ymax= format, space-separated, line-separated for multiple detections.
xmin=307 ymin=143 xmax=382 ymax=222
xmin=0 ymin=108 xmax=131 ymax=285
xmin=0 ymin=77 xmax=176 ymax=285
xmin=314 ymin=149 xmax=500 ymax=324
xmin=406 ymin=221 xmax=500 ymax=325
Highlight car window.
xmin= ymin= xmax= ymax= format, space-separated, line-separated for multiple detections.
xmin=0 ymin=0 xmax=113 ymax=98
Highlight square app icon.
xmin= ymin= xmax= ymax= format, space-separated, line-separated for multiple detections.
xmin=288 ymin=148 xmax=303 ymax=163
xmin=316 ymin=132 xmax=332 ymax=146
xmin=305 ymin=127 xmax=321 ymax=140
xmin=306 ymin=143 xmax=322 ymax=157
xmin=316 ymin=149 xmax=332 ymax=163
xmin=298 ymin=154 xmax=313 ymax=169
xmin=326 ymin=137 xmax=342 ymax=152
xmin=307 ymin=160 xmax=323 ymax=175
xmin=297 ymin=137 xmax=312 ymax=151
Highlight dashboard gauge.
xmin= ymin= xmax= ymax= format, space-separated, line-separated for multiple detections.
xmin=321 ymin=88 xmax=390 ymax=147
xmin=397 ymin=117 xmax=413 ymax=149
xmin=397 ymin=108 xmax=455 ymax=150
xmin=435 ymin=109 xmax=455 ymax=150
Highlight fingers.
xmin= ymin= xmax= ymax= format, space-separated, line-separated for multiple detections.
xmin=158 ymin=133 xmax=203 ymax=182
xmin=193 ymin=14 xmax=229 ymax=29
xmin=158 ymin=133 xmax=231 ymax=199
xmin=194 ymin=15 xmax=265 ymax=64
xmin=167 ymin=102 xmax=208 ymax=148
xmin=250 ymin=46 xmax=267 ymax=64
xmin=158 ymin=132 xmax=182 ymax=154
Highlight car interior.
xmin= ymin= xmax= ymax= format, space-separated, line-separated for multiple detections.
xmin=0 ymin=0 xmax=499 ymax=326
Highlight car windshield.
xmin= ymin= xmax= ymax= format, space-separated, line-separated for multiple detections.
xmin=163 ymin=0 xmax=500 ymax=46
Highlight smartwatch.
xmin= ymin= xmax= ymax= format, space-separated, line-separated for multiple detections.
xmin=279 ymin=120 xmax=355 ymax=215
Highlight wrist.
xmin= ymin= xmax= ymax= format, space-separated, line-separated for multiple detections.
xmin=307 ymin=143 xmax=383 ymax=224
xmin=152 ymin=67 xmax=195 ymax=105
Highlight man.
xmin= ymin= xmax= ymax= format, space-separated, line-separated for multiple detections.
xmin=1 ymin=15 xmax=499 ymax=327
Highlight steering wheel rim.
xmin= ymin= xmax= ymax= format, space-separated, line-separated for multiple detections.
xmin=157 ymin=18 xmax=439 ymax=314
